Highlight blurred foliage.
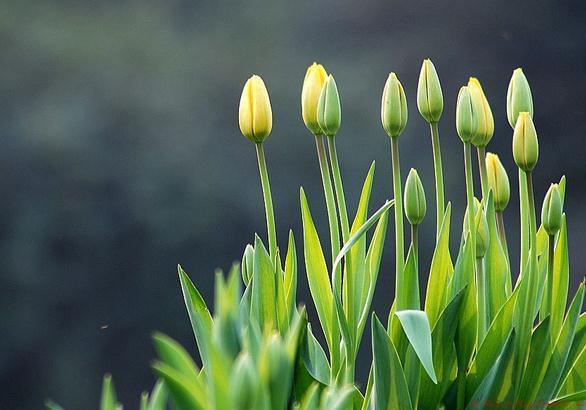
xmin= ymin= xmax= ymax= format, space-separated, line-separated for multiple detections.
xmin=1 ymin=0 xmax=585 ymax=408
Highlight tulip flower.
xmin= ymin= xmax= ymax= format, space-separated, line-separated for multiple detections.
xmin=468 ymin=78 xmax=494 ymax=148
xmin=486 ymin=153 xmax=510 ymax=212
xmin=317 ymin=75 xmax=341 ymax=137
xmin=507 ymin=68 xmax=533 ymax=129
xmin=542 ymin=183 xmax=563 ymax=236
xmin=381 ymin=73 xmax=408 ymax=138
xmin=456 ymin=86 xmax=477 ymax=143
xmin=404 ymin=168 xmax=427 ymax=226
xmin=302 ymin=63 xmax=328 ymax=135
xmin=417 ymin=59 xmax=444 ymax=124
xmin=239 ymin=75 xmax=273 ymax=144
xmin=512 ymin=112 xmax=539 ymax=172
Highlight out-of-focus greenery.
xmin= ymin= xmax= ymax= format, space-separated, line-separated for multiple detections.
xmin=1 ymin=1 xmax=585 ymax=408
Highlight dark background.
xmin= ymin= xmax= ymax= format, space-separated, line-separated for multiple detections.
xmin=2 ymin=0 xmax=585 ymax=408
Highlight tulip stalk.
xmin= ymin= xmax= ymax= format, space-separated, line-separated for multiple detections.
xmin=255 ymin=143 xmax=278 ymax=260
xmin=390 ymin=137 xmax=405 ymax=305
xmin=477 ymin=146 xmax=489 ymax=200
xmin=327 ymin=137 xmax=350 ymax=242
xmin=430 ymin=122 xmax=445 ymax=239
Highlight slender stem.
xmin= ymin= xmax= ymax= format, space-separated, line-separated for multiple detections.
xmin=476 ymin=258 xmax=487 ymax=342
xmin=390 ymin=137 xmax=405 ymax=309
xmin=411 ymin=224 xmax=419 ymax=265
xmin=327 ymin=136 xmax=350 ymax=242
xmin=255 ymin=143 xmax=277 ymax=260
xmin=496 ymin=211 xmax=509 ymax=261
xmin=477 ymin=146 xmax=489 ymax=201
xmin=464 ymin=142 xmax=477 ymax=262
xmin=456 ymin=365 xmax=466 ymax=410
xmin=544 ymin=234 xmax=555 ymax=319
xmin=519 ymin=169 xmax=529 ymax=277
xmin=430 ymin=122 xmax=445 ymax=240
xmin=526 ymin=172 xmax=537 ymax=268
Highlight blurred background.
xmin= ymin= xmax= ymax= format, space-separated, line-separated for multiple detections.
xmin=1 ymin=0 xmax=585 ymax=408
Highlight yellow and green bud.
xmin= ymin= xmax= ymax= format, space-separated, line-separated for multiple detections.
xmin=456 ymin=85 xmax=477 ymax=143
xmin=404 ymin=168 xmax=426 ymax=226
xmin=381 ymin=72 xmax=408 ymax=138
xmin=486 ymin=152 xmax=510 ymax=212
xmin=301 ymin=63 xmax=328 ymax=135
xmin=541 ymin=183 xmax=563 ymax=235
xmin=317 ymin=75 xmax=341 ymax=137
xmin=239 ymin=75 xmax=273 ymax=144
xmin=417 ymin=59 xmax=443 ymax=123
xmin=464 ymin=198 xmax=490 ymax=258
xmin=468 ymin=78 xmax=494 ymax=147
xmin=507 ymin=68 xmax=533 ymax=129
xmin=512 ymin=112 xmax=539 ymax=172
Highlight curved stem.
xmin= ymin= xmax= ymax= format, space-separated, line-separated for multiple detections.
xmin=327 ymin=136 xmax=350 ymax=242
xmin=255 ymin=143 xmax=277 ymax=260
xmin=390 ymin=137 xmax=405 ymax=309
xmin=477 ymin=146 xmax=489 ymax=201
xmin=430 ymin=122 xmax=445 ymax=240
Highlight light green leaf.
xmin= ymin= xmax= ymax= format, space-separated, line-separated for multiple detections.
xmin=284 ymin=230 xmax=298 ymax=324
xmin=557 ymin=345 xmax=586 ymax=399
xmin=100 ymin=374 xmax=119 ymax=410
xmin=147 ymin=380 xmax=168 ymax=410
xmin=152 ymin=362 xmax=206 ymax=410
xmin=551 ymin=215 xmax=569 ymax=342
xmin=152 ymin=332 xmax=199 ymax=378
xmin=298 ymin=383 xmax=321 ymax=410
xmin=394 ymin=310 xmax=437 ymax=383
xmin=548 ymin=390 xmax=586 ymax=407
xmin=301 ymin=324 xmax=331 ymax=385
xmin=252 ymin=235 xmax=277 ymax=330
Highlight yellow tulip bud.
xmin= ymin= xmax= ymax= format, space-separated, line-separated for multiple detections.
xmin=302 ymin=63 xmax=328 ymax=135
xmin=541 ymin=183 xmax=563 ymax=235
xmin=464 ymin=198 xmax=489 ymax=258
xmin=417 ymin=59 xmax=444 ymax=123
xmin=238 ymin=75 xmax=273 ymax=144
xmin=512 ymin=112 xmax=539 ymax=172
xmin=381 ymin=72 xmax=408 ymax=138
xmin=317 ymin=75 xmax=341 ymax=136
xmin=404 ymin=168 xmax=426 ymax=226
xmin=507 ymin=68 xmax=533 ymax=129
xmin=468 ymin=78 xmax=494 ymax=147
xmin=456 ymin=85 xmax=477 ymax=143
xmin=485 ymin=153 xmax=510 ymax=212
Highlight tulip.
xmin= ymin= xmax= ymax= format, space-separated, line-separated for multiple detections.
xmin=507 ymin=68 xmax=533 ymax=129
xmin=417 ymin=59 xmax=444 ymax=124
xmin=404 ymin=169 xmax=426 ymax=226
xmin=486 ymin=153 xmax=510 ymax=212
xmin=381 ymin=73 xmax=408 ymax=138
xmin=239 ymin=75 xmax=273 ymax=144
xmin=512 ymin=112 xmax=539 ymax=172
xmin=317 ymin=75 xmax=341 ymax=137
xmin=456 ymin=86 xmax=477 ymax=143
xmin=541 ymin=184 xmax=563 ymax=235
xmin=468 ymin=78 xmax=494 ymax=148
xmin=464 ymin=198 xmax=489 ymax=259
xmin=302 ymin=63 xmax=328 ymax=135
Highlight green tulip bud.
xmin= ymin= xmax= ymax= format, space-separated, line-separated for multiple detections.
xmin=417 ymin=59 xmax=444 ymax=123
xmin=317 ymin=75 xmax=341 ymax=136
xmin=302 ymin=63 xmax=328 ymax=135
xmin=239 ymin=75 xmax=273 ymax=143
xmin=507 ymin=68 xmax=533 ymax=129
xmin=381 ymin=72 xmax=408 ymax=138
xmin=404 ymin=168 xmax=426 ymax=226
xmin=464 ymin=198 xmax=490 ymax=258
xmin=485 ymin=153 xmax=510 ymax=212
xmin=468 ymin=78 xmax=494 ymax=147
xmin=456 ymin=85 xmax=477 ymax=143
xmin=512 ymin=112 xmax=539 ymax=172
xmin=541 ymin=183 xmax=563 ymax=235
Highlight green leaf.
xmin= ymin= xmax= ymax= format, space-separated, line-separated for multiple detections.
xmin=252 ymin=235 xmax=277 ymax=329
xmin=557 ymin=345 xmax=586 ymax=399
xmin=44 ymin=400 xmax=65 ymax=410
xmin=100 ymin=374 xmax=119 ymax=410
xmin=152 ymin=332 xmax=199 ymax=378
xmin=241 ymin=244 xmax=254 ymax=286
xmin=152 ymin=362 xmax=206 ymax=410
xmin=402 ymin=245 xmax=420 ymax=310
xmin=561 ymin=312 xmax=586 ymax=384
xmin=298 ymin=383 xmax=321 ymax=410
xmin=372 ymin=314 xmax=413 ymax=410
xmin=425 ymin=204 xmax=453 ymax=326
xmin=284 ymin=230 xmax=298 ymax=324
xmin=548 ymin=390 xmax=586 ymax=407
xmin=394 ymin=310 xmax=437 ymax=383
xmin=147 ymin=380 xmax=168 ymax=410
xmin=551 ymin=215 xmax=569 ymax=342
xmin=301 ymin=324 xmax=331 ymax=385
xmin=320 ymin=385 xmax=356 ymax=410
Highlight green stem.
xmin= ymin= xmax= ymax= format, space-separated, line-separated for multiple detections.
xmin=544 ymin=234 xmax=555 ymax=319
xmin=327 ymin=136 xmax=350 ymax=242
xmin=255 ymin=143 xmax=277 ymax=260
xmin=464 ymin=142 xmax=477 ymax=262
xmin=477 ymin=146 xmax=489 ymax=201
xmin=456 ymin=365 xmax=466 ymax=410
xmin=430 ymin=122 xmax=445 ymax=239
xmin=390 ymin=137 xmax=405 ymax=309
xmin=496 ymin=211 xmax=509 ymax=261
xmin=476 ymin=258 xmax=487 ymax=342
xmin=519 ymin=169 xmax=529 ymax=277
xmin=526 ymin=172 xmax=537 ymax=270
xmin=411 ymin=224 xmax=419 ymax=266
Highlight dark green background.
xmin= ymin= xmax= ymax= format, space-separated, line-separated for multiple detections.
xmin=2 ymin=1 xmax=585 ymax=408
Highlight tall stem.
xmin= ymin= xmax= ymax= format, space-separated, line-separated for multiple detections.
xmin=255 ymin=143 xmax=277 ymax=260
xmin=430 ymin=122 xmax=445 ymax=240
xmin=456 ymin=365 xmax=466 ymax=410
xmin=477 ymin=146 xmax=489 ymax=201
xmin=411 ymin=224 xmax=419 ymax=265
xmin=390 ymin=137 xmax=405 ymax=309
xmin=544 ymin=234 xmax=555 ymax=319
xmin=464 ymin=142 xmax=477 ymax=261
xmin=496 ymin=211 xmax=509 ymax=261
xmin=519 ymin=170 xmax=529 ymax=276
xmin=327 ymin=136 xmax=350 ymax=242
xmin=476 ymin=258 xmax=487 ymax=342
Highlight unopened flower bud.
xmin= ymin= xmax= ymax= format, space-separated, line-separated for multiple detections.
xmin=317 ymin=75 xmax=341 ymax=136
xmin=456 ymin=86 xmax=477 ymax=143
xmin=239 ymin=75 xmax=273 ymax=144
xmin=468 ymin=78 xmax=494 ymax=147
xmin=541 ymin=183 xmax=563 ymax=235
xmin=381 ymin=73 xmax=408 ymax=138
xmin=507 ymin=68 xmax=533 ymax=129
xmin=512 ymin=112 xmax=539 ymax=172
xmin=486 ymin=153 xmax=510 ymax=212
xmin=404 ymin=168 xmax=426 ymax=226
xmin=302 ymin=63 xmax=328 ymax=135
xmin=464 ymin=198 xmax=489 ymax=258
xmin=417 ymin=59 xmax=443 ymax=123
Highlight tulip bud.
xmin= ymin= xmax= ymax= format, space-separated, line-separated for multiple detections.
xmin=404 ymin=168 xmax=426 ymax=226
xmin=464 ymin=198 xmax=489 ymax=258
xmin=302 ymin=63 xmax=328 ymax=135
xmin=456 ymin=86 xmax=477 ymax=143
xmin=486 ymin=153 xmax=510 ymax=212
xmin=541 ymin=183 xmax=563 ymax=235
xmin=507 ymin=68 xmax=534 ymax=129
xmin=468 ymin=78 xmax=494 ymax=147
xmin=512 ymin=112 xmax=539 ymax=172
xmin=381 ymin=72 xmax=408 ymax=138
xmin=239 ymin=75 xmax=273 ymax=144
xmin=317 ymin=75 xmax=341 ymax=136
xmin=417 ymin=59 xmax=444 ymax=123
